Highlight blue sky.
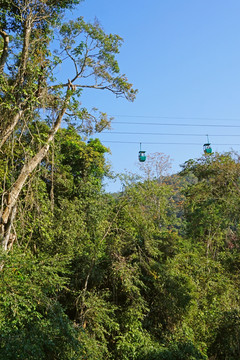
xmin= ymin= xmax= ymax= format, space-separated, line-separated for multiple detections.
xmin=66 ymin=1 xmax=240 ymax=191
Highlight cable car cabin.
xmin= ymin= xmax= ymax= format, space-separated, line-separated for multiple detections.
xmin=203 ymin=143 xmax=212 ymax=155
xmin=139 ymin=151 xmax=146 ymax=162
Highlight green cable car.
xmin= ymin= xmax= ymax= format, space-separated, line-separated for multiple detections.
xmin=139 ymin=143 xmax=146 ymax=162
xmin=203 ymin=135 xmax=212 ymax=155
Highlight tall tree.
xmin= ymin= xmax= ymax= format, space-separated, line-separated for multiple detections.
xmin=0 ymin=0 xmax=137 ymax=249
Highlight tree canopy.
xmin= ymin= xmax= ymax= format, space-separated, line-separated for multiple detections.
xmin=1 ymin=1 xmax=240 ymax=359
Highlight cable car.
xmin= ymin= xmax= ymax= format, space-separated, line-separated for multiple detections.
xmin=138 ymin=143 xmax=146 ymax=162
xmin=203 ymin=135 xmax=212 ymax=155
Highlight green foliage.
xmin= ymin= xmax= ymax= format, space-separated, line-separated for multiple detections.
xmin=0 ymin=249 xmax=81 ymax=359
xmin=139 ymin=341 xmax=207 ymax=360
xmin=209 ymin=309 xmax=240 ymax=359
xmin=0 ymin=0 xmax=83 ymax=32
xmin=2 ymin=69 xmax=240 ymax=360
xmin=182 ymin=153 xmax=240 ymax=256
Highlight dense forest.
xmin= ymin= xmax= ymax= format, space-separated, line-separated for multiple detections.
xmin=1 ymin=1 xmax=240 ymax=359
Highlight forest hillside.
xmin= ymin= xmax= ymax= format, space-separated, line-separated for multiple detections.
xmin=1 ymin=1 xmax=240 ymax=359
xmin=1 ymin=125 xmax=240 ymax=359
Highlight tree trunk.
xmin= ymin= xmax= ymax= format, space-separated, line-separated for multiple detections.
xmin=0 ymin=29 xmax=9 ymax=74
xmin=0 ymin=92 xmax=70 ymax=250
xmin=0 ymin=110 xmax=23 ymax=150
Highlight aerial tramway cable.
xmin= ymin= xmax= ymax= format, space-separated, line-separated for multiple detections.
xmin=102 ymin=131 xmax=240 ymax=137
xmin=101 ymin=141 xmax=240 ymax=146
xmin=112 ymin=121 xmax=240 ymax=128
xmin=111 ymin=114 xmax=240 ymax=121
xmin=95 ymin=115 xmax=240 ymax=154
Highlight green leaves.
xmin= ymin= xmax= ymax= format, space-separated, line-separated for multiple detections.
xmin=58 ymin=16 xmax=137 ymax=101
xmin=182 ymin=153 xmax=240 ymax=255
xmin=2 ymin=2 xmax=240 ymax=357
xmin=2 ymin=144 xmax=240 ymax=358
xmin=0 ymin=249 xmax=82 ymax=359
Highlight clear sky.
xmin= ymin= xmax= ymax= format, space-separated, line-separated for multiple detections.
xmin=66 ymin=0 xmax=240 ymax=192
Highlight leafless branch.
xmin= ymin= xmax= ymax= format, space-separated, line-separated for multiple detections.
xmin=65 ymin=46 xmax=79 ymax=76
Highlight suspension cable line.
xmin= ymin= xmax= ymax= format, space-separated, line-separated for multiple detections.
xmin=102 ymin=131 xmax=240 ymax=137
xmin=111 ymin=114 xmax=240 ymax=121
xmin=101 ymin=140 xmax=240 ymax=146
xmin=111 ymin=121 xmax=240 ymax=128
